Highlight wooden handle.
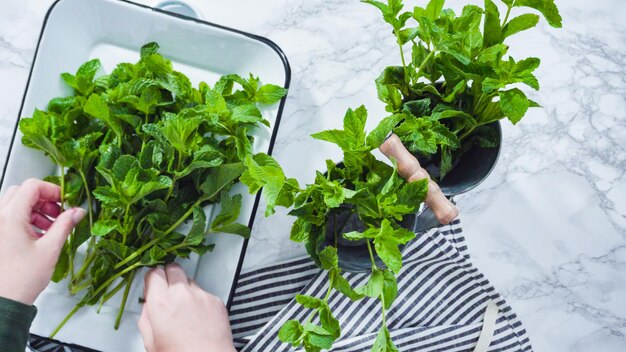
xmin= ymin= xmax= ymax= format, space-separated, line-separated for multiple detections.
xmin=379 ymin=134 xmax=458 ymax=225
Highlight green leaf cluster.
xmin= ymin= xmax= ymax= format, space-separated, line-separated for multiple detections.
xmin=18 ymin=42 xmax=287 ymax=334
xmin=249 ymin=106 xmax=427 ymax=352
xmin=364 ymin=0 xmax=561 ymax=179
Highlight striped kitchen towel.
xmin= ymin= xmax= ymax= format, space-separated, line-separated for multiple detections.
xmin=230 ymin=219 xmax=532 ymax=351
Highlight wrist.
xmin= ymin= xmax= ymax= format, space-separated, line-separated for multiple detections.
xmin=0 ymin=286 xmax=36 ymax=306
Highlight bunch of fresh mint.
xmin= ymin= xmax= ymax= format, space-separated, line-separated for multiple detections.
xmin=366 ymin=0 xmax=561 ymax=179
xmin=241 ymin=106 xmax=427 ymax=351
xmin=18 ymin=42 xmax=287 ymax=335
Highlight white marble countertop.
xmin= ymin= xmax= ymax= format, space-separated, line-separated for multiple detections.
xmin=1 ymin=0 xmax=624 ymax=351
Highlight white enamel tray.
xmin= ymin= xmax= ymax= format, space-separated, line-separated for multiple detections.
xmin=0 ymin=0 xmax=290 ymax=350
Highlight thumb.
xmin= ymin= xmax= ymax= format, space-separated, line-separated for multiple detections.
xmin=39 ymin=208 xmax=86 ymax=252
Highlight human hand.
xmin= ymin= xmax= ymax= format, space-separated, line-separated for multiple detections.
xmin=0 ymin=179 xmax=85 ymax=305
xmin=139 ymin=264 xmax=236 ymax=352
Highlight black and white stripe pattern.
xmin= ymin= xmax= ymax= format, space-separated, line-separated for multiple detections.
xmin=230 ymin=220 xmax=532 ymax=351
xmin=28 ymin=334 xmax=97 ymax=352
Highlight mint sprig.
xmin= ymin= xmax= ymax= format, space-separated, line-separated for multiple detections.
xmin=19 ymin=42 xmax=287 ymax=335
xmin=365 ymin=0 xmax=561 ymax=179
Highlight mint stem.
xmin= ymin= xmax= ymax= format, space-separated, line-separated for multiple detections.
xmin=113 ymin=198 xmax=203 ymax=270
xmin=78 ymin=169 xmax=94 ymax=228
xmin=393 ymin=27 xmax=410 ymax=84
xmin=72 ymin=249 xmax=97 ymax=286
xmin=50 ymin=303 xmax=83 ymax=338
xmin=114 ymin=271 xmax=135 ymax=329
xmin=86 ymin=263 xmax=143 ymax=306
xmin=502 ymin=4 xmax=513 ymax=27
xmin=415 ymin=50 xmax=436 ymax=81
xmin=366 ymin=240 xmax=377 ymax=271
xmin=98 ymin=278 xmax=127 ymax=313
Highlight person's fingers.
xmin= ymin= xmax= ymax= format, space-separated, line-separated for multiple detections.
xmin=37 ymin=208 xmax=85 ymax=252
xmin=138 ymin=305 xmax=155 ymax=352
xmin=144 ymin=267 xmax=168 ymax=299
xmin=164 ymin=263 xmax=189 ymax=286
xmin=35 ymin=201 xmax=62 ymax=218
xmin=14 ymin=179 xmax=60 ymax=213
xmin=31 ymin=212 xmax=53 ymax=231
xmin=0 ymin=185 xmax=19 ymax=208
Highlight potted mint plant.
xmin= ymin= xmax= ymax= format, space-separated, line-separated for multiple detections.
xmin=241 ymin=105 xmax=428 ymax=351
xmin=365 ymin=0 xmax=562 ymax=180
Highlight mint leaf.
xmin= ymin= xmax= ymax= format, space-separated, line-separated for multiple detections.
xmin=344 ymin=105 xmax=367 ymax=148
xmin=279 ymin=320 xmax=304 ymax=346
xmin=382 ymin=270 xmax=398 ymax=309
xmin=303 ymin=323 xmax=332 ymax=336
xmin=199 ymin=162 xmax=245 ymax=200
xmin=207 ymin=192 xmax=250 ymax=237
xmin=440 ymin=146 xmax=453 ymax=179
xmin=184 ymin=206 xmax=207 ymax=246
xmin=477 ymin=44 xmax=509 ymax=63
xmin=321 ymin=180 xmax=356 ymax=208
xmin=381 ymin=166 xmax=399 ymax=196
xmin=483 ymin=0 xmax=502 ymax=47
xmin=211 ymin=192 xmax=243 ymax=228
xmin=210 ymin=223 xmax=251 ymax=238
xmin=502 ymin=14 xmax=540 ymax=39
xmin=204 ymin=89 xmax=229 ymax=116
xmin=397 ymin=178 xmax=428 ymax=207
xmin=512 ymin=0 xmax=562 ymax=28
xmin=290 ymin=218 xmax=313 ymax=243
xmin=372 ymin=326 xmax=398 ymax=352
xmin=93 ymin=186 xmax=126 ymax=208
xmin=373 ymin=221 xmax=404 ymax=273
xmin=131 ymin=176 xmax=172 ymax=204
xmin=395 ymin=115 xmax=458 ymax=155
xmin=231 ymin=104 xmax=268 ymax=126
xmin=355 ymin=269 xmax=384 ymax=298
xmin=403 ymin=98 xmax=431 ymax=117
xmin=343 ymin=227 xmax=379 ymax=241
xmin=330 ymin=268 xmax=363 ymax=301
xmin=234 ymin=127 xmax=253 ymax=160
xmin=499 ymin=88 xmax=529 ymax=124
xmin=366 ymin=114 xmax=404 ymax=149
xmin=312 ymin=106 xmax=370 ymax=152
xmin=319 ymin=246 xmax=339 ymax=270
xmin=306 ymin=331 xmax=334 ymax=350
xmin=295 ymin=295 xmax=324 ymax=309
xmin=84 ymin=94 xmax=110 ymax=121
xmin=62 ymin=59 xmax=101 ymax=95
xmin=159 ymin=113 xmax=203 ymax=157
xmin=240 ymin=153 xmax=299 ymax=216
xmin=174 ymin=146 xmax=223 ymax=178
xmin=92 ymin=219 xmax=120 ymax=237
xmin=21 ymin=132 xmax=66 ymax=165
xmin=255 ymin=84 xmax=287 ymax=104
xmin=318 ymin=304 xmax=341 ymax=339
xmin=140 ymin=42 xmax=160 ymax=58
xmin=77 ymin=59 xmax=101 ymax=82
xmin=140 ymin=246 xmax=168 ymax=266
xmin=51 ymin=244 xmax=70 ymax=282
xmin=311 ymin=129 xmax=349 ymax=150
xmin=425 ymin=0 xmax=444 ymax=21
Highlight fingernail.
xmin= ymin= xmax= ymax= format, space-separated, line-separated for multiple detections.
xmin=71 ymin=208 xmax=86 ymax=225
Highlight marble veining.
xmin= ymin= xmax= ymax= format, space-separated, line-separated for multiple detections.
xmin=0 ymin=0 xmax=624 ymax=351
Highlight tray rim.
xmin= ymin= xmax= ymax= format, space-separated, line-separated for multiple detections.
xmin=0 ymin=0 xmax=291 ymax=337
